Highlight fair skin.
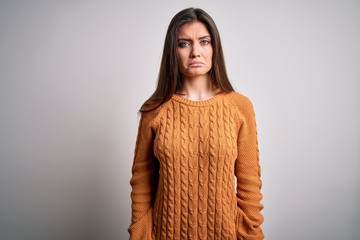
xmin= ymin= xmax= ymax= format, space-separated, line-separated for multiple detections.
xmin=176 ymin=21 xmax=219 ymax=101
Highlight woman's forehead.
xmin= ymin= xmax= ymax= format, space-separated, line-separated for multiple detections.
xmin=177 ymin=21 xmax=210 ymax=39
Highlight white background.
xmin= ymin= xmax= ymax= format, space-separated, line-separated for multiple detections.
xmin=0 ymin=0 xmax=359 ymax=239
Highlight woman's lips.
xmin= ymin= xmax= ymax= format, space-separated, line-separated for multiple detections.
xmin=188 ymin=61 xmax=204 ymax=67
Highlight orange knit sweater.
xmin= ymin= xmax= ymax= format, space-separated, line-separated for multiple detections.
xmin=129 ymin=91 xmax=264 ymax=239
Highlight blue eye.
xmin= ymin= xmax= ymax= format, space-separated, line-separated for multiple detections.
xmin=178 ymin=41 xmax=190 ymax=47
xmin=200 ymin=39 xmax=210 ymax=45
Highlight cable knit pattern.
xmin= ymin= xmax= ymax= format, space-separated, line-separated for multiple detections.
xmin=129 ymin=91 xmax=264 ymax=240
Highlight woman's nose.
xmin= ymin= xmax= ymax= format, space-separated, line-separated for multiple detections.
xmin=190 ymin=44 xmax=200 ymax=58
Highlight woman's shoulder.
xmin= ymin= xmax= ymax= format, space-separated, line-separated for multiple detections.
xmin=138 ymin=104 xmax=164 ymax=129
xmin=225 ymin=91 xmax=254 ymax=110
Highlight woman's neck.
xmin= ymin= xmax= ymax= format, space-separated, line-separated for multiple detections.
xmin=177 ymin=74 xmax=218 ymax=101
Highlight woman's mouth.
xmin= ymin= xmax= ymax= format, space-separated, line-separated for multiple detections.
xmin=188 ymin=61 xmax=204 ymax=67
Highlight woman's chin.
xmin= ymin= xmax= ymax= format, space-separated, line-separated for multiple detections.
xmin=183 ymin=70 xmax=210 ymax=78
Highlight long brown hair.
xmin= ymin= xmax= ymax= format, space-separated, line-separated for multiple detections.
xmin=140 ymin=7 xmax=234 ymax=112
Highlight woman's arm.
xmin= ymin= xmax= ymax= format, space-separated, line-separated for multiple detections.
xmin=128 ymin=112 xmax=158 ymax=240
xmin=235 ymin=96 xmax=264 ymax=240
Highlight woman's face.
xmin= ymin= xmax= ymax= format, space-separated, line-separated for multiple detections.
xmin=177 ymin=21 xmax=213 ymax=79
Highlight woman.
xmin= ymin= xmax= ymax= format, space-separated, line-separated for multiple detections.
xmin=128 ymin=7 xmax=264 ymax=240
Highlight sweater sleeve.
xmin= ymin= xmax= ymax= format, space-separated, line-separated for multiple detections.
xmin=234 ymin=96 xmax=264 ymax=240
xmin=128 ymin=111 xmax=159 ymax=240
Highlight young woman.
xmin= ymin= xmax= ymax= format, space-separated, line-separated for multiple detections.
xmin=128 ymin=7 xmax=264 ymax=240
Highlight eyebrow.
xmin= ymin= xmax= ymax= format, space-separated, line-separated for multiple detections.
xmin=177 ymin=35 xmax=211 ymax=41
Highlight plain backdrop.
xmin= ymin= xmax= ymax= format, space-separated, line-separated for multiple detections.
xmin=0 ymin=0 xmax=359 ymax=239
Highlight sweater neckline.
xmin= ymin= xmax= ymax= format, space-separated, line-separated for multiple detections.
xmin=170 ymin=91 xmax=226 ymax=106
